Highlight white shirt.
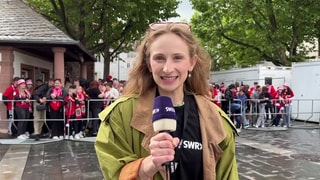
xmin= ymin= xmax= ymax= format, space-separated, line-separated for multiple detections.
xmin=105 ymin=87 xmax=120 ymax=99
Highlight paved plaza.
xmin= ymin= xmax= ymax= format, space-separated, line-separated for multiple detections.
xmin=0 ymin=121 xmax=319 ymax=180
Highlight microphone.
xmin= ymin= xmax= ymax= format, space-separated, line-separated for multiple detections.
xmin=152 ymin=96 xmax=177 ymax=170
xmin=152 ymin=96 xmax=177 ymax=133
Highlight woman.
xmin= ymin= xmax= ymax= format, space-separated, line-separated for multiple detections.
xmin=46 ymin=78 xmax=67 ymax=139
xmin=255 ymin=86 xmax=272 ymax=128
xmin=271 ymin=86 xmax=285 ymax=127
xmin=86 ymin=80 xmax=105 ymax=136
xmin=95 ymin=22 xmax=238 ymax=180
xmin=282 ymin=83 xmax=294 ymax=127
xmin=14 ymin=79 xmax=32 ymax=139
xmin=25 ymin=78 xmax=34 ymax=136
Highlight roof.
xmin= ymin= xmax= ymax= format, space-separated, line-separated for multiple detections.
xmin=0 ymin=0 xmax=95 ymax=62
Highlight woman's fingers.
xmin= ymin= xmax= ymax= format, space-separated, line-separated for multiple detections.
xmin=148 ymin=133 xmax=180 ymax=168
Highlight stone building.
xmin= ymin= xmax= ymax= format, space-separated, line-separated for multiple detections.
xmin=0 ymin=0 xmax=95 ymax=132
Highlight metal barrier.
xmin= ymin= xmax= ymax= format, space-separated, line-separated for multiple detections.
xmin=217 ymin=98 xmax=320 ymax=127
xmin=0 ymin=98 xmax=116 ymax=138
xmin=1 ymin=97 xmax=319 ymax=138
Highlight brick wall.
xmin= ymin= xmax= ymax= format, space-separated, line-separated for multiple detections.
xmin=0 ymin=46 xmax=14 ymax=133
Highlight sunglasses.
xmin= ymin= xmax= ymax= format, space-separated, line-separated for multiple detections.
xmin=148 ymin=22 xmax=191 ymax=31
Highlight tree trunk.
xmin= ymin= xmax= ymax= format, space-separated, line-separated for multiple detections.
xmin=103 ymin=50 xmax=111 ymax=80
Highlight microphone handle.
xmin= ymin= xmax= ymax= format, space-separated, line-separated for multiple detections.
xmin=160 ymin=130 xmax=173 ymax=167
xmin=162 ymin=161 xmax=170 ymax=167
xmin=158 ymin=130 xmax=174 ymax=167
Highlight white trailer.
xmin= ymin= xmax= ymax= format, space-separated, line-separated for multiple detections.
xmin=210 ymin=64 xmax=292 ymax=88
xmin=291 ymin=61 xmax=320 ymax=123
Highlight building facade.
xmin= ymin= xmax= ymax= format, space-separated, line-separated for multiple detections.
xmin=0 ymin=0 xmax=95 ymax=132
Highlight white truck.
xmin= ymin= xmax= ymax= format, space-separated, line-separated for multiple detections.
xmin=210 ymin=63 xmax=292 ymax=89
xmin=291 ymin=61 xmax=320 ymax=123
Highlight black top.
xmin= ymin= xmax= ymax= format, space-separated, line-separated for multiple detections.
xmin=169 ymin=95 xmax=203 ymax=180
xmin=86 ymin=87 xmax=103 ymax=109
xmin=34 ymin=83 xmax=49 ymax=102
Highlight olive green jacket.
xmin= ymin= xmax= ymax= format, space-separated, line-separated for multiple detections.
xmin=95 ymin=90 xmax=239 ymax=180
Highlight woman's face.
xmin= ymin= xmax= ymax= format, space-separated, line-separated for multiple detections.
xmin=54 ymin=80 xmax=61 ymax=88
xmin=99 ymin=84 xmax=106 ymax=92
xmin=19 ymin=83 xmax=26 ymax=89
xmin=148 ymin=33 xmax=196 ymax=95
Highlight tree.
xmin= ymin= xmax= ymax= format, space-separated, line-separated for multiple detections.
xmin=26 ymin=0 xmax=180 ymax=78
xmin=190 ymin=0 xmax=320 ymax=70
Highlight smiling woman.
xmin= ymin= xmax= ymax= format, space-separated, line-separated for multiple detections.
xmin=95 ymin=22 xmax=239 ymax=180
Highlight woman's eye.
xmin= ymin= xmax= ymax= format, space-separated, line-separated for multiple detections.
xmin=174 ymin=55 xmax=184 ymax=61
xmin=154 ymin=56 xmax=165 ymax=61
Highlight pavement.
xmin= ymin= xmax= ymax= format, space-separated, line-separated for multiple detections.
xmin=0 ymin=121 xmax=319 ymax=180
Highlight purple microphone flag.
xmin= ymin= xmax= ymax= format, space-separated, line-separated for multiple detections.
xmin=152 ymin=96 xmax=177 ymax=122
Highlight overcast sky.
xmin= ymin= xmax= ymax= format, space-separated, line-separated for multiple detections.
xmin=169 ymin=0 xmax=194 ymax=22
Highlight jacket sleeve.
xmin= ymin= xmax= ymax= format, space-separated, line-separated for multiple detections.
xmin=215 ymin=109 xmax=239 ymax=180
xmin=225 ymin=90 xmax=234 ymax=102
xmin=46 ymin=87 xmax=52 ymax=100
xmin=2 ymin=86 xmax=12 ymax=106
xmin=95 ymin=97 xmax=144 ymax=179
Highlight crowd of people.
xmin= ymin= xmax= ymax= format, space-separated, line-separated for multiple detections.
xmin=2 ymin=76 xmax=124 ymax=140
xmin=208 ymin=81 xmax=295 ymax=129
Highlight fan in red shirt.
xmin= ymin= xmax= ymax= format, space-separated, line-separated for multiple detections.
xmin=211 ymin=84 xmax=222 ymax=107
xmin=265 ymin=81 xmax=278 ymax=120
xmin=64 ymin=85 xmax=77 ymax=139
xmin=249 ymin=82 xmax=258 ymax=97
xmin=2 ymin=77 xmax=20 ymax=135
xmin=14 ymin=79 xmax=32 ymax=139
xmin=282 ymin=83 xmax=295 ymax=127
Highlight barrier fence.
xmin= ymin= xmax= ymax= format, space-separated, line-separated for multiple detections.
xmin=0 ymin=98 xmax=115 ymax=138
xmin=219 ymin=98 xmax=320 ymax=127
xmin=0 ymin=98 xmax=319 ymax=137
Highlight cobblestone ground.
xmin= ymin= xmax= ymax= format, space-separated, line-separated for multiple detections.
xmin=0 ymin=122 xmax=319 ymax=179
xmin=237 ymin=124 xmax=320 ymax=180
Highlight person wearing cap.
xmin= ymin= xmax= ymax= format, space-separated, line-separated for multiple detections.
xmin=14 ymin=79 xmax=32 ymax=139
xmin=2 ymin=77 xmax=20 ymax=136
xmin=25 ymin=78 xmax=35 ymax=137
xmin=282 ymin=83 xmax=294 ymax=127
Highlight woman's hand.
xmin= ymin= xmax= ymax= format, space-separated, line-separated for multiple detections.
xmin=139 ymin=133 xmax=179 ymax=179
xmin=51 ymin=93 xmax=56 ymax=99
xmin=98 ymin=92 xmax=105 ymax=98
xmin=149 ymin=133 xmax=179 ymax=169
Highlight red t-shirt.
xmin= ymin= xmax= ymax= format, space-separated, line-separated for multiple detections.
xmin=14 ymin=89 xmax=31 ymax=109
xmin=2 ymin=84 xmax=16 ymax=110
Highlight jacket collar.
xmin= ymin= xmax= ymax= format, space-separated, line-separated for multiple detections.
xmin=130 ymin=88 xmax=228 ymax=179
xmin=130 ymin=88 xmax=227 ymax=152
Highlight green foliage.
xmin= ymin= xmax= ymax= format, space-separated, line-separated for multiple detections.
xmin=26 ymin=0 xmax=180 ymax=77
xmin=191 ymin=0 xmax=320 ymax=70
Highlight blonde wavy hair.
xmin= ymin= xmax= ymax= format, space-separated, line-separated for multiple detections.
xmin=123 ymin=23 xmax=211 ymax=96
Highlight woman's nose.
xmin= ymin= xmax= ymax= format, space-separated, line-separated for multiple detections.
xmin=163 ymin=60 xmax=174 ymax=73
